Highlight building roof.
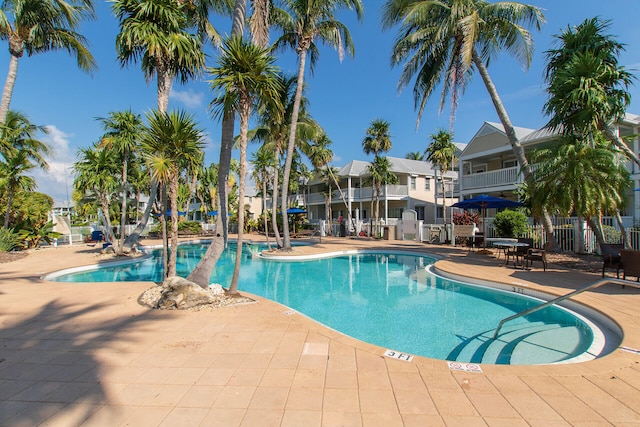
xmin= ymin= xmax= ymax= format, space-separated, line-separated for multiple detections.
xmin=336 ymin=156 xmax=455 ymax=179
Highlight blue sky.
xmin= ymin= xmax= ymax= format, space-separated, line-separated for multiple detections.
xmin=3 ymin=0 xmax=639 ymax=204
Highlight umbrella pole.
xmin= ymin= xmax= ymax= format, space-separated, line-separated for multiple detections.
xmin=483 ymin=203 xmax=487 ymax=249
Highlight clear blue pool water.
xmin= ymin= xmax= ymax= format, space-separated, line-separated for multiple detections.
xmin=52 ymin=242 xmax=601 ymax=365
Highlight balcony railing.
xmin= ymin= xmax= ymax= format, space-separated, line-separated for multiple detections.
xmin=461 ymin=166 xmax=520 ymax=190
xmin=306 ymin=185 xmax=409 ymax=205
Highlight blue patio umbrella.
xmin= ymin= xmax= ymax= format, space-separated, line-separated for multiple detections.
xmin=154 ymin=210 xmax=186 ymax=217
xmin=452 ymin=194 xmax=523 ymax=248
xmin=287 ymin=207 xmax=307 ymax=214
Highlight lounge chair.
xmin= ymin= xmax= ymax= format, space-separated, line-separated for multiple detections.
xmin=600 ymin=243 xmax=624 ymax=278
xmin=621 ymin=250 xmax=640 ymax=285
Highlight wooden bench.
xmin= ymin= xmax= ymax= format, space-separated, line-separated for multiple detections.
xmin=453 ymin=224 xmax=476 ymax=247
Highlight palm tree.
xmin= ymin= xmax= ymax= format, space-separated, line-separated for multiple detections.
xmin=112 ymin=0 xmax=209 ymax=113
xmin=0 ymin=111 xmax=51 ymax=228
xmin=273 ymin=0 xmax=364 ymax=250
xmin=362 ymin=119 xmax=392 ymax=156
xmin=366 ymin=155 xmax=398 ymax=237
xmin=206 ymin=36 xmax=281 ymax=293
xmin=0 ymin=0 xmax=96 ymax=124
xmin=248 ymin=73 xmax=319 ymax=247
xmin=530 ymin=135 xmax=630 ymax=250
xmin=188 ymin=0 xmax=271 ymax=286
xmin=112 ymin=0 xmax=207 ymax=251
xmin=425 ymin=129 xmax=457 ymax=228
xmin=308 ymin=132 xmax=351 ymax=230
xmin=141 ymin=109 xmax=205 ymax=278
xmin=251 ymin=145 xmax=277 ymax=249
xmin=382 ymin=0 xmax=559 ymax=250
xmin=97 ymin=110 xmax=144 ymax=255
xmin=405 ymin=151 xmax=424 ymax=161
xmin=362 ymin=119 xmax=392 ymax=236
xmin=543 ymin=17 xmax=638 ymax=166
xmin=74 ymin=146 xmax=120 ymax=243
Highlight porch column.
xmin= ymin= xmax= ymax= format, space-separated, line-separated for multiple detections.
xmin=348 ymin=177 xmax=352 ymax=233
xmin=384 ymin=184 xmax=389 ymax=223
xmin=359 ymin=177 xmax=363 ymax=221
xmin=433 ymin=168 xmax=439 ymax=224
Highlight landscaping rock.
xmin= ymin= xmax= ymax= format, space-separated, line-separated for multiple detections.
xmin=155 ymin=276 xmax=220 ymax=310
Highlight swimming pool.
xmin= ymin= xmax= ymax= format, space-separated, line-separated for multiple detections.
xmin=49 ymin=242 xmax=619 ymax=365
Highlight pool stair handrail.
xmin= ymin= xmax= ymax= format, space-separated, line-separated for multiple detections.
xmin=492 ymin=278 xmax=639 ymax=340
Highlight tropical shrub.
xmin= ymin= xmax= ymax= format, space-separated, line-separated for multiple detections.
xmin=602 ymin=225 xmax=622 ymax=243
xmin=493 ymin=209 xmax=529 ymax=237
xmin=0 ymin=228 xmax=21 ymax=252
xmin=452 ymin=211 xmax=480 ymax=225
xmin=151 ymin=220 xmax=202 ymax=235
xmin=17 ymin=220 xmax=62 ymax=248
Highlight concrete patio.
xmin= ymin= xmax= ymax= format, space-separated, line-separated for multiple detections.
xmin=1 ymin=236 xmax=639 ymax=426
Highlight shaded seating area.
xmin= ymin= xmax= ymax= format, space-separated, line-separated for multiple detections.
xmin=600 ymin=243 xmax=624 ymax=278
xmin=505 ymin=238 xmax=533 ymax=268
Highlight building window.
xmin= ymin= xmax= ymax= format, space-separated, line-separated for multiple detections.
xmin=410 ymin=176 xmax=416 ymax=190
xmin=502 ymin=159 xmax=517 ymax=168
xmin=389 ymin=207 xmax=403 ymax=218
xmin=416 ymin=205 xmax=425 ymax=221
xmin=425 ymin=177 xmax=431 ymax=190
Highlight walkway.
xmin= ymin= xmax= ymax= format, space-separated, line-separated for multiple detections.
xmin=1 ymin=237 xmax=639 ymax=426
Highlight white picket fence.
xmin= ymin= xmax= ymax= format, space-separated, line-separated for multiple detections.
xmin=481 ymin=218 xmax=640 ymax=254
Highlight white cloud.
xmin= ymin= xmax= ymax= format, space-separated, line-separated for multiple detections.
xmin=170 ymin=88 xmax=205 ymax=109
xmin=29 ymin=125 xmax=75 ymax=204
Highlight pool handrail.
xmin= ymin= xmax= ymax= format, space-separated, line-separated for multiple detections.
xmin=493 ymin=278 xmax=638 ymax=340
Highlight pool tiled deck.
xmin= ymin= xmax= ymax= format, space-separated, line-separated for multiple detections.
xmin=1 ymin=236 xmax=640 ymax=426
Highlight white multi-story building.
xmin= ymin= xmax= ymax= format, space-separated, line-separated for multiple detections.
xmin=301 ymin=156 xmax=459 ymax=225
xmin=458 ymin=114 xmax=640 ymax=224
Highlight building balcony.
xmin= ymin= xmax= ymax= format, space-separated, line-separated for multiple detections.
xmin=306 ymin=185 xmax=409 ymax=205
xmin=461 ymin=166 xmax=521 ymax=191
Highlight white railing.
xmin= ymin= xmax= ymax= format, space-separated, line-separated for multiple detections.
xmin=478 ymin=217 xmax=638 ymax=253
xmin=307 ymin=184 xmax=409 ymax=205
xmin=462 ymin=166 xmax=520 ymax=190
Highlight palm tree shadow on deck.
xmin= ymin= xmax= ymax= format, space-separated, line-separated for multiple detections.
xmin=0 ymin=299 xmax=154 ymax=425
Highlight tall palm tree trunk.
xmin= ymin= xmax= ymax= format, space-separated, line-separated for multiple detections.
xmin=472 ymin=51 xmax=559 ymax=251
xmin=123 ymin=179 xmax=157 ymax=252
xmin=0 ymin=53 xmax=19 ymax=124
xmin=4 ymin=188 xmax=15 ymax=229
xmin=187 ymin=114 xmax=234 ymax=287
xmin=281 ymin=48 xmax=307 ymax=250
xmin=168 ymin=176 xmax=179 ymax=277
xmin=614 ymin=210 xmax=631 ymax=249
xmin=262 ymin=172 xmax=271 ymax=250
xmin=117 ymin=155 xmax=129 ymax=255
xmin=229 ymin=102 xmax=250 ymax=294
xmin=327 ymin=167 xmax=351 ymax=230
xmin=185 ymin=0 xmax=246 ymax=287
xmin=160 ymin=183 xmax=169 ymax=279
xmin=600 ymin=123 xmax=640 ymax=167
xmin=157 ymin=69 xmax=172 ymax=113
xmin=586 ymin=216 xmax=606 ymax=249
xmin=271 ymin=169 xmax=282 ymax=247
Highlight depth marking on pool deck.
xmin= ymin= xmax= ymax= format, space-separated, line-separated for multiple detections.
xmin=384 ymin=349 xmax=414 ymax=362
xmin=447 ymin=362 xmax=483 ymax=373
